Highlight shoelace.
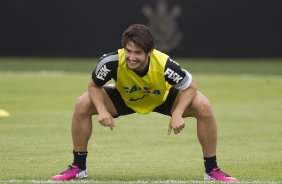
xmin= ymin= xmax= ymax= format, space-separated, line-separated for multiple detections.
xmin=60 ymin=165 xmax=77 ymax=174
xmin=213 ymin=168 xmax=231 ymax=177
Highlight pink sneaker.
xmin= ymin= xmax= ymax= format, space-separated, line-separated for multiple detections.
xmin=204 ymin=168 xmax=239 ymax=182
xmin=51 ymin=165 xmax=87 ymax=181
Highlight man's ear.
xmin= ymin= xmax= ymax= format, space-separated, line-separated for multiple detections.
xmin=147 ymin=50 xmax=152 ymax=57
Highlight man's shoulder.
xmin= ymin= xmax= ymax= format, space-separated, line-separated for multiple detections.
xmin=99 ymin=51 xmax=119 ymax=64
xmin=150 ymin=49 xmax=170 ymax=69
xmin=95 ymin=51 xmax=119 ymax=75
xmin=93 ymin=51 xmax=119 ymax=84
xmin=152 ymin=49 xmax=169 ymax=58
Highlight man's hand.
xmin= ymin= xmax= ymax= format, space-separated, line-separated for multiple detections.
xmin=98 ymin=111 xmax=116 ymax=130
xmin=167 ymin=116 xmax=185 ymax=135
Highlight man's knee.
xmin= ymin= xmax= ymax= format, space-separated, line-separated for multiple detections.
xmin=74 ymin=93 xmax=96 ymax=116
xmin=193 ymin=92 xmax=214 ymax=118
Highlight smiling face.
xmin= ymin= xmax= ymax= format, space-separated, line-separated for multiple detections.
xmin=121 ymin=25 xmax=155 ymax=72
xmin=124 ymin=41 xmax=151 ymax=72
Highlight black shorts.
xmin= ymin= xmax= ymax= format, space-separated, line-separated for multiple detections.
xmin=103 ymin=86 xmax=179 ymax=117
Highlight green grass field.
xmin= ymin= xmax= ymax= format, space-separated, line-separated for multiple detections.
xmin=0 ymin=58 xmax=282 ymax=183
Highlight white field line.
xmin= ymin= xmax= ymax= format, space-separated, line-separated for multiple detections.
xmin=0 ymin=180 xmax=279 ymax=184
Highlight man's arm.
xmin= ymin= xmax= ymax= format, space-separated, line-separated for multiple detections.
xmin=168 ymin=80 xmax=197 ymax=135
xmin=88 ymin=80 xmax=116 ymax=130
xmin=163 ymin=57 xmax=196 ymax=134
xmin=89 ymin=51 xmax=118 ymax=130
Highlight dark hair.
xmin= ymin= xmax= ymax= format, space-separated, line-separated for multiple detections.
xmin=121 ymin=24 xmax=155 ymax=54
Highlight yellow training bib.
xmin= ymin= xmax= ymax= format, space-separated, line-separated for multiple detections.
xmin=116 ymin=49 xmax=171 ymax=114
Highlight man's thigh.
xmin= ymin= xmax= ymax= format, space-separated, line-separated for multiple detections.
xmin=77 ymin=90 xmax=118 ymax=117
xmin=181 ymin=91 xmax=211 ymax=118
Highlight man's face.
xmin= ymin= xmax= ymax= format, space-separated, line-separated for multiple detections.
xmin=124 ymin=41 xmax=151 ymax=72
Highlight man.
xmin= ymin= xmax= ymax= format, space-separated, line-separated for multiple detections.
xmin=51 ymin=24 xmax=238 ymax=182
